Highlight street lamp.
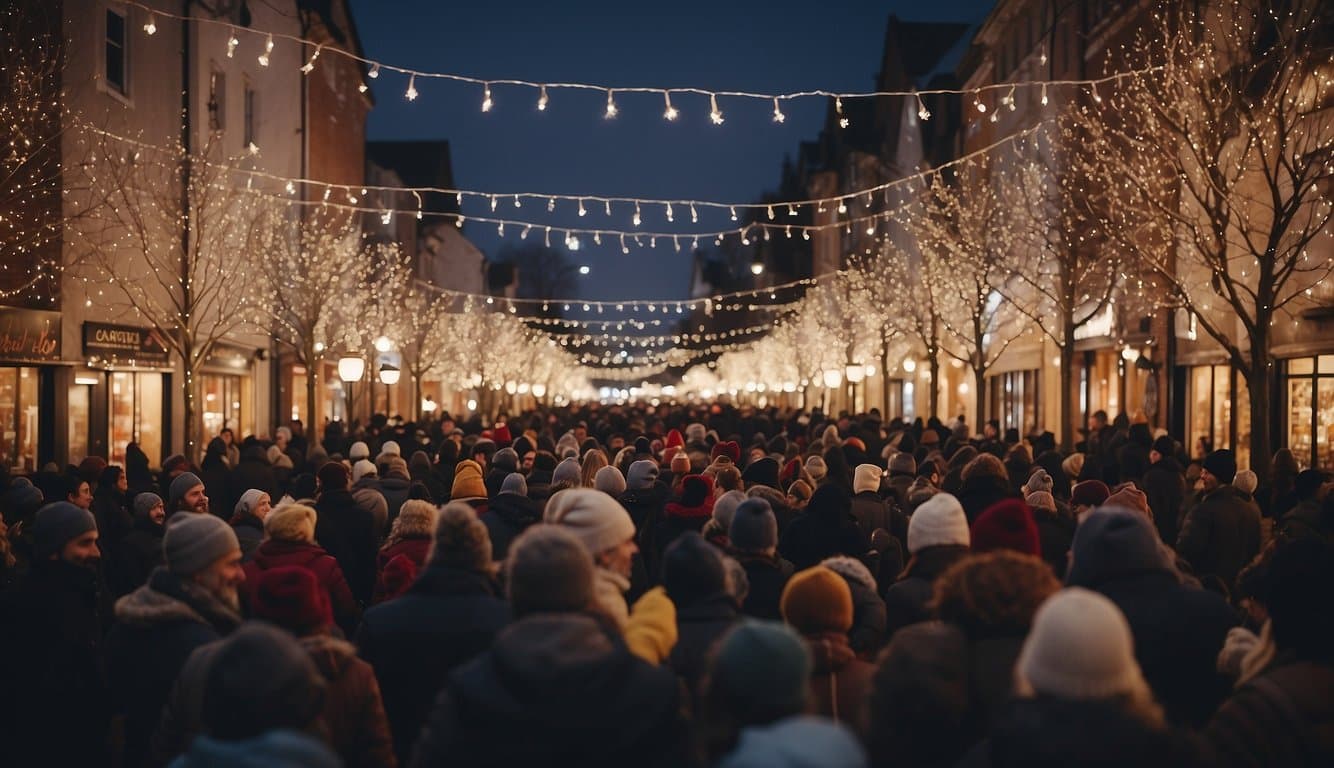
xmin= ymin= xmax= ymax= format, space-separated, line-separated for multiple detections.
xmin=378 ymin=364 xmax=400 ymax=415
xmin=337 ymin=356 xmax=364 ymax=422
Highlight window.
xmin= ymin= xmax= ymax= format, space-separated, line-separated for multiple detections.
xmin=109 ymin=372 xmax=163 ymax=468
xmin=105 ymin=8 xmax=128 ymax=95
xmin=243 ymin=81 xmax=257 ymax=148
xmin=989 ymin=369 xmax=1040 ymax=435
xmin=0 ymin=367 xmax=40 ymax=472
xmin=208 ymin=68 xmax=226 ymax=132
xmin=1285 ymin=356 xmax=1334 ymax=471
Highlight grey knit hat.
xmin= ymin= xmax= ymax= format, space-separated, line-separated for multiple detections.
xmin=133 ymin=492 xmax=165 ymax=519
xmin=730 ymin=498 xmax=778 ymax=553
xmin=168 ymin=471 xmax=204 ymax=509
xmin=500 ymin=472 xmax=528 ymax=496
xmin=552 ymin=457 xmax=581 ymax=486
xmin=506 ymin=525 xmax=596 ymax=616
xmin=626 ymin=460 xmax=659 ymax=490
xmin=593 ymin=466 xmax=627 ymax=496
xmin=164 ymin=513 xmax=239 ymax=575
xmin=33 ymin=502 xmax=97 ymax=559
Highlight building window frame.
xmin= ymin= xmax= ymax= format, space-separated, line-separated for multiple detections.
xmin=101 ymin=3 xmax=132 ymax=104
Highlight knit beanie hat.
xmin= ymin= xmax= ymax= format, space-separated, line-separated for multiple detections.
xmin=450 ymin=459 xmax=486 ymax=500
xmin=713 ymin=490 xmax=748 ymax=531
xmin=821 ymin=555 xmax=877 ymax=593
xmin=1202 ymin=449 xmax=1237 ymax=484
xmin=1232 ymin=470 xmax=1258 ymax=495
xmin=164 ymin=512 xmax=239 ymax=575
xmin=1062 ymin=453 xmax=1085 ymax=481
xmin=33 ymin=502 xmax=97 ymax=559
xmin=665 ymin=429 xmax=685 ymax=450
xmin=249 ymin=565 xmax=332 ymax=633
xmin=379 ymin=554 xmax=419 ymax=602
xmin=429 ymin=502 xmax=493 ymax=572
xmin=685 ymin=423 xmax=707 ymax=444
xmin=544 ymin=488 xmax=636 ymax=555
xmin=971 ymin=499 xmax=1041 ymax=556
xmin=853 ymin=464 xmax=883 ymax=494
xmin=1016 ymin=587 xmax=1148 ymax=700
xmin=781 ymin=566 xmax=855 ymax=635
xmin=233 ymin=489 xmax=268 ymax=519
xmin=349 ymin=441 xmax=370 ymax=461
xmin=168 ymin=472 xmax=204 ymax=509
xmin=1025 ymin=491 xmax=1056 ymax=513
xmin=385 ymin=456 xmax=410 ymax=480
xmin=552 ymin=457 xmax=582 ymax=487
xmin=627 ymin=460 xmax=660 ymax=491
xmin=1066 ymin=508 xmax=1170 ymax=588
xmin=1151 ymin=435 xmax=1175 ymax=458
xmin=712 ymin=441 xmax=741 ymax=464
xmin=742 ymin=457 xmax=781 ymax=490
xmin=265 ymin=503 xmax=317 ymax=543
xmin=907 ymin=493 xmax=970 ymax=553
xmin=670 ymin=453 xmax=692 ymax=475
xmin=1104 ymin=485 xmax=1151 ymax=518
xmin=708 ymin=620 xmax=811 ymax=725
xmin=804 ymin=456 xmax=827 ymax=481
xmin=1070 ymin=480 xmax=1111 ymax=508
xmin=317 ymin=461 xmax=350 ymax=491
xmin=201 ymin=623 xmax=325 ymax=740
xmin=888 ymin=452 xmax=916 ymax=476
xmin=506 ymin=524 xmax=596 ymax=616
xmin=500 ymin=472 xmax=528 ymax=496
xmin=133 ymin=492 xmax=165 ymax=520
xmin=730 ymin=498 xmax=779 ymax=553
xmin=1022 ymin=468 xmax=1054 ymax=496
xmin=662 ymin=531 xmax=727 ymax=605
xmin=380 ymin=440 xmax=401 ymax=457
xmin=4 ymin=480 xmax=43 ymax=525
xmin=492 ymin=447 xmax=519 ymax=473
xmin=593 ymin=465 xmax=627 ymax=496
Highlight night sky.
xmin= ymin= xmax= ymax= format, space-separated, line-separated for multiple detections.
xmin=350 ymin=0 xmax=996 ymax=302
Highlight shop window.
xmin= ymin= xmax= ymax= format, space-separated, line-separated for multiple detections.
xmin=1189 ymin=365 xmax=1250 ymax=465
xmin=1286 ymin=356 xmax=1334 ymax=470
xmin=201 ymin=373 xmax=251 ymax=441
xmin=69 ymin=383 xmax=90 ymax=465
xmin=110 ymin=372 xmax=163 ymax=467
xmin=0 ymin=367 xmax=40 ymax=472
xmin=989 ymin=369 xmax=1041 ymax=435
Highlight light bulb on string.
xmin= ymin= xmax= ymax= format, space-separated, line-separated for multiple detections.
xmin=772 ymin=97 xmax=785 ymax=123
xmin=665 ymin=203 xmax=674 ymax=222
xmin=513 ymin=194 xmax=521 ymax=208
xmin=709 ymin=93 xmax=724 ymax=125
xmin=537 ymin=85 xmax=549 ymax=111
xmin=916 ymin=93 xmax=931 ymax=121
xmin=577 ymin=199 xmax=587 ymax=217
xmin=690 ymin=203 xmax=698 ymax=223
xmin=975 ymin=94 xmax=986 ymax=113
xmin=301 ymin=45 xmax=322 ymax=74
xmin=144 ymin=13 xmax=157 ymax=35
xmin=226 ymin=29 xmax=239 ymax=58
xmin=633 ymin=202 xmax=642 ymax=227
xmin=663 ymin=91 xmax=679 ymax=121
xmin=605 ymin=90 xmax=618 ymax=118
xmin=481 ymin=83 xmax=493 ymax=112
xmin=258 ymin=34 xmax=274 ymax=66
xmin=368 ymin=63 xmax=380 ymax=79
xmin=836 ymin=97 xmax=849 ymax=128
xmin=1040 ymin=83 xmax=1049 ymax=106
xmin=405 ymin=74 xmax=418 ymax=101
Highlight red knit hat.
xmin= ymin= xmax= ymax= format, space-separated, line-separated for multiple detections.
xmin=378 ymin=553 xmax=420 ymax=603
xmin=665 ymin=429 xmax=685 ymax=450
xmin=780 ymin=458 xmax=802 ymax=486
xmin=1071 ymin=480 xmax=1112 ymax=508
xmin=711 ymin=441 xmax=741 ymax=464
xmin=971 ymin=499 xmax=1041 ymax=556
xmin=249 ymin=565 xmax=332 ymax=633
xmin=493 ymin=423 xmax=512 ymax=446
xmin=680 ymin=474 xmax=716 ymax=508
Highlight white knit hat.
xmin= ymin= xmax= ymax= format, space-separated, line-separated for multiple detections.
xmin=352 ymin=459 xmax=377 ymax=484
xmin=1017 ymin=587 xmax=1148 ymax=700
xmin=349 ymin=441 xmax=370 ymax=461
xmin=805 ymin=456 xmax=827 ymax=481
xmin=853 ymin=464 xmax=883 ymax=494
xmin=380 ymin=440 xmax=401 ymax=457
xmin=265 ymin=503 xmax=317 ymax=543
xmin=544 ymin=488 xmax=636 ymax=555
xmin=906 ymin=492 xmax=969 ymax=553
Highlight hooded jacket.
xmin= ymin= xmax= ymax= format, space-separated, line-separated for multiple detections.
xmin=1176 ymin=484 xmax=1262 ymax=592
xmin=315 ymin=489 xmax=379 ymax=603
xmin=481 ymin=492 xmax=543 ymax=561
xmin=408 ymin=612 xmax=688 ymax=768
xmin=882 ymin=545 xmax=971 ymax=639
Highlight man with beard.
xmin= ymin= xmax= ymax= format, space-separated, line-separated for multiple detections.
xmin=105 ymin=513 xmax=244 ymax=766
xmin=0 ymin=502 xmax=111 ymax=766
xmin=167 ymin=471 xmax=210 ymax=520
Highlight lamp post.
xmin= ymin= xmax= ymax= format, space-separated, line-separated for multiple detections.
xmin=846 ymin=363 xmax=866 ymax=414
xmin=337 ymin=356 xmax=365 ymax=423
xmin=378 ymin=364 xmax=400 ymax=415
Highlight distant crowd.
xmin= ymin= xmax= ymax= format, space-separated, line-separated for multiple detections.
xmin=1 ymin=403 xmax=1331 ymax=767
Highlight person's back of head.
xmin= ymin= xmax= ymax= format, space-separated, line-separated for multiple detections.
xmin=505 ymin=524 xmax=596 ymax=617
xmin=703 ymin=620 xmax=811 ymax=759
xmin=868 ymin=621 xmax=975 ymax=768
xmin=201 ymin=623 xmax=325 ymax=741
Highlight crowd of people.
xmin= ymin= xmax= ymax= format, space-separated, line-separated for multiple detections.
xmin=1 ymin=403 xmax=1331 ymax=767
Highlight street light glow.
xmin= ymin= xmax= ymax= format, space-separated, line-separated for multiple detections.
xmin=578 ymin=265 xmax=591 ymax=275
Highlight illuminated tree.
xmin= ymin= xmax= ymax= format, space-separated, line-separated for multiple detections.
xmin=1076 ymin=0 xmax=1334 ymax=476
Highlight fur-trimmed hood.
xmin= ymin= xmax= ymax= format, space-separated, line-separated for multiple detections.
xmin=113 ymin=567 xmax=241 ymax=634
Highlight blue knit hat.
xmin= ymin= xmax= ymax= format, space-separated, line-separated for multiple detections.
xmin=33 ymin=502 xmax=97 ymax=558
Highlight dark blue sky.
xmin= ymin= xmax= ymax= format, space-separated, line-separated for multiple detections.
xmin=350 ymin=0 xmax=996 ymax=302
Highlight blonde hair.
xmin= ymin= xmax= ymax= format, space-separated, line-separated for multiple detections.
xmin=264 ymin=503 xmax=317 ymax=544
xmin=382 ymin=499 xmax=439 ymax=551
xmin=580 ymin=449 xmax=609 ymax=488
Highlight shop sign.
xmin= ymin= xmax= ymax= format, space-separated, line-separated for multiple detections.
xmin=83 ymin=321 xmax=171 ymax=363
xmin=0 ymin=306 xmax=61 ymax=363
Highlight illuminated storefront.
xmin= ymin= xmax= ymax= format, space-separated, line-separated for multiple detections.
xmin=1283 ymin=355 xmax=1334 ymax=471
xmin=0 ymin=307 xmax=62 ymax=472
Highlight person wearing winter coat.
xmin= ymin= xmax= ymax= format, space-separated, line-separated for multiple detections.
xmin=781 ymin=565 xmax=875 ymax=728
xmin=1201 ymin=536 xmax=1334 ymax=768
xmin=650 ymin=473 xmax=715 ymax=572
xmin=91 ymin=464 xmax=133 ymax=546
xmin=229 ymin=488 xmax=271 ymax=562
xmin=229 ymin=442 xmax=278 ymax=511
xmin=407 ymin=525 xmax=690 ymax=768
xmin=357 ymin=502 xmax=512 ymax=764
xmin=1067 ymin=507 xmax=1238 ymax=728
xmin=154 ymin=623 xmax=338 ymax=768
xmin=931 ymin=550 xmax=1061 ymax=734
xmin=112 ymin=492 xmax=167 ymax=595
xmin=243 ymin=503 xmax=360 ymax=637
xmin=481 ymin=473 xmax=542 ymax=561
xmin=314 ymin=461 xmax=379 ymax=604
xmin=662 ymin=531 xmax=740 ymax=698
xmin=822 ymin=556 xmax=889 ymax=659
xmin=1176 ymin=450 xmax=1262 ymax=593
xmin=154 ymin=567 xmax=395 ymax=768
xmin=104 ymin=514 xmax=245 ymax=767
xmin=779 ymin=484 xmax=870 ymax=571
xmin=373 ymin=500 xmax=437 ymax=604
xmin=883 ymin=493 xmax=972 ymax=639
xmin=979 ymin=589 xmax=1186 ymax=768
xmin=199 ymin=438 xmax=232 ymax=516
xmin=954 ymin=454 xmax=1019 ymax=524
xmin=850 ymin=464 xmax=906 ymax=544
xmin=620 ymin=459 xmax=669 ymax=531
xmin=1142 ymin=435 xmax=1188 ymax=544
xmin=0 ymin=503 xmax=112 ymax=767
xmin=727 ymin=498 xmax=794 ymax=621
xmin=351 ymin=460 xmax=390 ymax=535
xmin=379 ymin=456 xmax=414 ymax=528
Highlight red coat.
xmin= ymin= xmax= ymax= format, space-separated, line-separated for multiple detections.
xmin=373 ymin=536 xmax=432 ymax=605
xmin=244 ymin=539 xmax=361 ymax=634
